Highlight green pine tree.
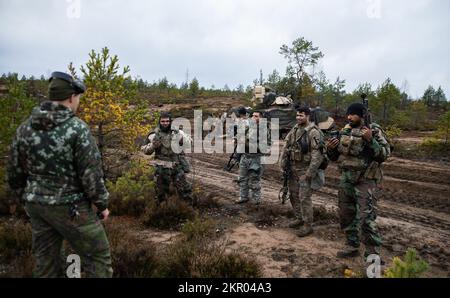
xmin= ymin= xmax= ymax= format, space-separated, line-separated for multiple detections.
xmin=384 ymin=248 xmax=429 ymax=278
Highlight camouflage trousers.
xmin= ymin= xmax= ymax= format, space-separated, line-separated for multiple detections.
xmin=239 ymin=154 xmax=263 ymax=203
xmin=338 ymin=171 xmax=382 ymax=249
xmin=24 ymin=200 xmax=113 ymax=278
xmin=288 ymin=168 xmax=313 ymax=224
xmin=155 ymin=166 xmax=193 ymax=202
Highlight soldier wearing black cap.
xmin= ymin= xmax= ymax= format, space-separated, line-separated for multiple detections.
xmin=326 ymin=101 xmax=391 ymax=262
xmin=141 ymin=111 xmax=194 ymax=204
xmin=7 ymin=71 xmax=113 ymax=277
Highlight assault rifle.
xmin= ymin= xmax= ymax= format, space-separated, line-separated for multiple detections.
xmin=224 ymin=142 xmax=241 ymax=172
xmin=361 ymin=93 xmax=372 ymax=127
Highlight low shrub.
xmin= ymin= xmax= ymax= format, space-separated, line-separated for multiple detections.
xmin=107 ymin=161 xmax=155 ymax=217
xmin=384 ymin=248 xmax=429 ymax=278
xmin=141 ymin=197 xmax=197 ymax=230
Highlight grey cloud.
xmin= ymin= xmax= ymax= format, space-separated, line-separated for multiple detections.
xmin=0 ymin=0 xmax=448 ymax=97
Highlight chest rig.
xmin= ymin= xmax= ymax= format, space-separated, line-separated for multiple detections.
xmin=337 ymin=126 xmax=371 ymax=171
xmin=154 ymin=128 xmax=178 ymax=161
xmin=289 ymin=125 xmax=311 ymax=164
xmin=339 ymin=128 xmax=365 ymax=157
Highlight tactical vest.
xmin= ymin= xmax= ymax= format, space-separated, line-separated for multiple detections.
xmin=337 ymin=123 xmax=390 ymax=182
xmin=152 ymin=128 xmax=191 ymax=173
xmin=337 ymin=126 xmax=369 ymax=171
xmin=289 ymin=124 xmax=322 ymax=165
xmin=154 ymin=128 xmax=179 ymax=162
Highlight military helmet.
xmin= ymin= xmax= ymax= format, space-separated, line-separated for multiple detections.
xmin=311 ymin=108 xmax=335 ymax=130
xmin=237 ymin=106 xmax=247 ymax=116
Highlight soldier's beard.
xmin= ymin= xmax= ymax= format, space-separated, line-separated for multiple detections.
xmin=349 ymin=119 xmax=361 ymax=128
xmin=160 ymin=124 xmax=171 ymax=132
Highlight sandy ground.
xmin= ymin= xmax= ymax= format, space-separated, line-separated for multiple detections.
xmin=5 ymin=98 xmax=448 ymax=278
xmin=136 ymin=135 xmax=449 ymax=277
xmin=184 ymin=140 xmax=449 ymax=277
xmin=135 ymin=100 xmax=450 ymax=278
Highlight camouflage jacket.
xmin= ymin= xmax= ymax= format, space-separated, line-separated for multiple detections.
xmin=141 ymin=127 xmax=192 ymax=170
xmin=327 ymin=123 xmax=391 ymax=184
xmin=6 ymin=101 xmax=109 ymax=211
xmin=280 ymin=122 xmax=325 ymax=179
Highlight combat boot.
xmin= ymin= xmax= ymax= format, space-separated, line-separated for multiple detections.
xmin=297 ymin=224 xmax=313 ymax=237
xmin=337 ymin=244 xmax=360 ymax=258
xmin=235 ymin=197 xmax=249 ymax=204
xmin=288 ymin=218 xmax=305 ymax=228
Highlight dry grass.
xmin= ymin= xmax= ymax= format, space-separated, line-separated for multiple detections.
xmin=156 ymin=216 xmax=262 ymax=278
xmin=0 ymin=218 xmax=33 ymax=277
xmin=104 ymin=217 xmax=158 ymax=278
xmin=141 ymin=196 xmax=197 ymax=230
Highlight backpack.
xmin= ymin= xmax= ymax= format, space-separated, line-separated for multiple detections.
xmin=370 ymin=123 xmax=393 ymax=162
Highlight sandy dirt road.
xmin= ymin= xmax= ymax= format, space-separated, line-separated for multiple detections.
xmin=178 ymin=139 xmax=450 ymax=277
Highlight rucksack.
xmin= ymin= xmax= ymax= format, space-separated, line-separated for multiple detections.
xmin=370 ymin=123 xmax=393 ymax=162
xmin=303 ymin=125 xmax=330 ymax=170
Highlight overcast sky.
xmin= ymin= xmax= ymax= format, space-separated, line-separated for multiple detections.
xmin=0 ymin=0 xmax=449 ymax=98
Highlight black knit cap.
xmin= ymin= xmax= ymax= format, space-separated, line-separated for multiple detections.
xmin=346 ymin=103 xmax=366 ymax=118
xmin=159 ymin=111 xmax=172 ymax=120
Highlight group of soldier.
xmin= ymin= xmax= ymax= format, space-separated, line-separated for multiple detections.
xmin=226 ymin=103 xmax=391 ymax=261
xmin=278 ymin=104 xmax=391 ymax=261
xmin=6 ymin=71 xmax=391 ymax=278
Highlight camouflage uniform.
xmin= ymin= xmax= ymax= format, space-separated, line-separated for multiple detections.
xmin=7 ymin=101 xmax=112 ymax=278
xmin=328 ymin=123 xmax=391 ymax=256
xmin=229 ymin=117 xmax=249 ymax=166
xmin=280 ymin=122 xmax=325 ymax=233
xmin=237 ymin=120 xmax=271 ymax=204
xmin=141 ymin=127 xmax=193 ymax=203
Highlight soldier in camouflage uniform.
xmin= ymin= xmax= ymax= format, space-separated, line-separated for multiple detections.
xmin=6 ymin=72 xmax=112 ymax=278
xmin=226 ymin=107 xmax=249 ymax=174
xmin=141 ymin=112 xmax=194 ymax=204
xmin=280 ymin=107 xmax=326 ymax=237
xmin=235 ymin=111 xmax=270 ymax=205
xmin=326 ymin=103 xmax=391 ymax=260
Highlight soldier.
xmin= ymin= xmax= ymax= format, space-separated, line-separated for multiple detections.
xmin=225 ymin=106 xmax=249 ymax=172
xmin=280 ymin=107 xmax=326 ymax=237
xmin=236 ymin=106 xmax=248 ymax=120
xmin=6 ymin=71 xmax=112 ymax=278
xmin=235 ymin=110 xmax=270 ymax=205
xmin=326 ymin=103 xmax=391 ymax=260
xmin=141 ymin=112 xmax=194 ymax=204
xmin=311 ymin=108 xmax=337 ymax=136
xmin=228 ymin=106 xmax=249 ymax=141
